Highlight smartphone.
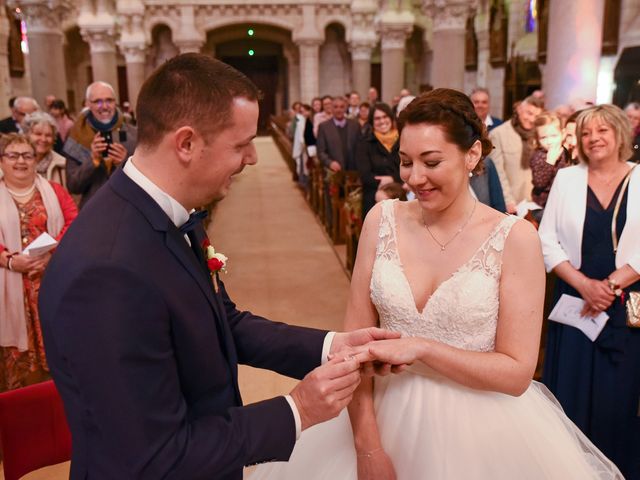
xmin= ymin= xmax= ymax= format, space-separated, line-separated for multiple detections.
xmin=118 ymin=130 xmax=127 ymax=143
xmin=101 ymin=131 xmax=113 ymax=158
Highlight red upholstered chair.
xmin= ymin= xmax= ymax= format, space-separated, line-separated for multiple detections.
xmin=0 ymin=380 xmax=72 ymax=480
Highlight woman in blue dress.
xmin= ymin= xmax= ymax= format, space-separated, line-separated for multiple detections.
xmin=539 ymin=104 xmax=640 ymax=479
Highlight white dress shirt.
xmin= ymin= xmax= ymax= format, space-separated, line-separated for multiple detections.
xmin=123 ymin=158 xmax=336 ymax=439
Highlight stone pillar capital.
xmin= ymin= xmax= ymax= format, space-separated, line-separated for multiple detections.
xmin=175 ymin=39 xmax=204 ymax=54
xmin=422 ymin=0 xmax=476 ymax=32
xmin=79 ymin=12 xmax=118 ymax=54
xmin=294 ymin=37 xmax=323 ymax=48
xmin=379 ymin=24 xmax=413 ymax=51
xmin=350 ymin=41 xmax=376 ymax=61
xmin=17 ymin=0 xmax=66 ymax=35
xmin=120 ymin=43 xmax=146 ymax=64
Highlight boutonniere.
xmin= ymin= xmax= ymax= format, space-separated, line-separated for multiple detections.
xmin=202 ymin=238 xmax=227 ymax=292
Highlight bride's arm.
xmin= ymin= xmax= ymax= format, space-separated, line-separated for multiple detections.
xmin=368 ymin=219 xmax=545 ymax=396
xmin=344 ymin=205 xmax=396 ymax=478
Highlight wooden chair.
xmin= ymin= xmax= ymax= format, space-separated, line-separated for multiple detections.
xmin=0 ymin=381 xmax=72 ymax=480
xmin=343 ymin=185 xmax=363 ymax=273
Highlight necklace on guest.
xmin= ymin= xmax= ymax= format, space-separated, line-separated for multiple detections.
xmin=422 ymin=199 xmax=477 ymax=252
xmin=6 ymin=183 xmax=36 ymax=198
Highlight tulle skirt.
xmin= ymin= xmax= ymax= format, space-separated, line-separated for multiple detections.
xmin=249 ymin=368 xmax=623 ymax=479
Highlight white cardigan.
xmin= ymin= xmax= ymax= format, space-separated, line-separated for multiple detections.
xmin=538 ymin=162 xmax=640 ymax=274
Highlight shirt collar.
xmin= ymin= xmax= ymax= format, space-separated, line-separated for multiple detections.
xmin=122 ymin=158 xmax=190 ymax=228
xmin=333 ymin=117 xmax=347 ymax=128
xmin=484 ymin=115 xmax=494 ymax=127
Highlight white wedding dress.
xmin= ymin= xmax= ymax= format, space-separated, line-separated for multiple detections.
xmin=250 ymin=199 xmax=623 ymax=479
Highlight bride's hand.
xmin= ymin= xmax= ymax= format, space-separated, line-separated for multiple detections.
xmin=357 ymin=449 xmax=397 ymax=480
xmin=367 ymin=338 xmax=425 ymax=366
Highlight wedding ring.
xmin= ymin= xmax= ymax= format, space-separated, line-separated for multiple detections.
xmin=343 ymin=355 xmax=356 ymax=362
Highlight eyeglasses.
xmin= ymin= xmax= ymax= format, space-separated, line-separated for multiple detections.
xmin=89 ymin=98 xmax=116 ymax=107
xmin=2 ymin=152 xmax=36 ymax=161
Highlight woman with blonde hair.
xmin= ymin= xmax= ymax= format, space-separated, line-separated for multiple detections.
xmin=23 ymin=111 xmax=67 ymax=187
xmin=540 ymin=104 xmax=640 ymax=479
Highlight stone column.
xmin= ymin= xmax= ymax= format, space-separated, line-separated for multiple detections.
xmin=79 ymin=10 xmax=119 ymax=98
xmin=121 ymin=45 xmax=146 ymax=109
xmin=117 ymin=5 xmax=146 ymax=109
xmin=424 ymin=1 xmax=470 ymax=92
xmin=379 ymin=11 xmax=414 ymax=103
xmin=19 ymin=0 xmax=68 ymax=106
xmin=0 ymin=4 xmax=11 ymax=117
xmin=174 ymin=5 xmax=205 ymax=54
xmin=544 ymin=0 xmax=605 ymax=109
xmin=296 ymin=39 xmax=321 ymax=102
xmin=350 ymin=44 xmax=374 ymax=100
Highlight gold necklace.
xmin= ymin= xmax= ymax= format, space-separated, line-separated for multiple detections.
xmin=422 ymin=199 xmax=477 ymax=252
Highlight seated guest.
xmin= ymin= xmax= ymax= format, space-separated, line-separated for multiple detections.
xmin=0 ymin=97 xmax=39 ymax=134
xmin=49 ymin=99 xmax=75 ymax=143
xmin=529 ymin=112 xmax=571 ymax=221
xmin=624 ymin=102 xmax=640 ymax=162
xmin=356 ymin=102 xmax=401 ymax=218
xmin=539 ymin=105 xmax=640 ymax=479
xmin=470 ymin=87 xmax=503 ymax=132
xmin=469 ymin=157 xmax=506 ymax=213
xmin=347 ymin=92 xmax=360 ymax=119
xmin=311 ymin=97 xmax=322 ymax=116
xmin=0 ymin=133 xmax=77 ymax=391
xmin=23 ymin=112 xmax=67 ymax=188
xmin=293 ymin=104 xmax=312 ymax=188
xmin=64 ymin=81 xmax=137 ymax=208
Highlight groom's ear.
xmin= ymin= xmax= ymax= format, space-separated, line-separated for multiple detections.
xmin=173 ymin=127 xmax=198 ymax=166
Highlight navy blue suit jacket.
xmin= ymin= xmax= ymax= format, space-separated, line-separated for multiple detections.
xmin=39 ymin=168 xmax=327 ymax=479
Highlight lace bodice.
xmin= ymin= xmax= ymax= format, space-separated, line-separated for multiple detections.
xmin=370 ymin=199 xmax=519 ymax=352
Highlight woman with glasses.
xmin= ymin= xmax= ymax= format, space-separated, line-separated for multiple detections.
xmin=0 ymin=133 xmax=77 ymax=391
xmin=356 ymin=102 xmax=402 ymax=218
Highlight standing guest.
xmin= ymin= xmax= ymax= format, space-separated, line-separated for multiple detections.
xmin=356 ymin=102 xmax=401 ymax=218
xmin=44 ymin=95 xmax=56 ymax=112
xmin=293 ymin=104 xmax=312 ymax=188
xmin=490 ymin=95 xmax=544 ymax=213
xmin=121 ymin=101 xmax=136 ymax=125
xmin=0 ymin=134 xmax=77 ymax=391
xmin=63 ymin=81 xmax=137 ymax=208
xmin=470 ymin=87 xmax=503 ymax=132
xmin=38 ymin=54 xmax=397 ymax=478
xmin=49 ymin=99 xmax=75 ymax=143
xmin=529 ymin=112 xmax=571 ymax=221
xmin=313 ymin=95 xmax=333 ymax=137
xmin=563 ymin=110 xmax=581 ymax=163
xmin=624 ymin=102 xmax=640 ymax=162
xmin=286 ymin=101 xmax=302 ymax=139
xmin=23 ymin=112 xmax=67 ymax=188
xmin=540 ymin=104 xmax=640 ymax=479
xmin=469 ymin=157 xmax=507 ymax=213
xmin=357 ymin=102 xmax=371 ymax=135
xmin=311 ymin=97 xmax=323 ymax=117
xmin=374 ymin=182 xmax=406 ymax=203
xmin=317 ymin=97 xmax=360 ymax=174
xmin=347 ymin=92 xmax=360 ymax=119
xmin=0 ymin=97 xmax=39 ymax=134
xmin=367 ymin=87 xmax=378 ymax=105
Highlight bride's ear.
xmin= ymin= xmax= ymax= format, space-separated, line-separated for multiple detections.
xmin=465 ymin=140 xmax=483 ymax=171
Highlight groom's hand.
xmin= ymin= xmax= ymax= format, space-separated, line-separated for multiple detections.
xmin=329 ymin=327 xmax=401 ymax=356
xmin=290 ymin=353 xmax=372 ymax=431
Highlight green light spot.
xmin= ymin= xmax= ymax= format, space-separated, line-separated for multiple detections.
xmin=248 ymin=29 xmax=254 ymax=36
xmin=248 ymin=49 xmax=255 ymax=56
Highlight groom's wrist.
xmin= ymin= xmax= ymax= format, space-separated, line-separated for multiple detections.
xmin=284 ymin=395 xmax=302 ymax=440
xmin=321 ymin=332 xmax=336 ymax=364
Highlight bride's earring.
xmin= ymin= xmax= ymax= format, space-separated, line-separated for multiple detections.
xmin=468 ymin=171 xmax=473 ymax=178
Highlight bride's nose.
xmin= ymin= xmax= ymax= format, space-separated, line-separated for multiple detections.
xmin=407 ymin=163 xmax=428 ymax=187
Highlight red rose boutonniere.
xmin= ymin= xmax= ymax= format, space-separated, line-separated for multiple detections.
xmin=201 ymin=238 xmax=227 ymax=292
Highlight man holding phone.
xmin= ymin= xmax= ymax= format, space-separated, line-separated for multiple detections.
xmin=63 ymin=81 xmax=137 ymax=208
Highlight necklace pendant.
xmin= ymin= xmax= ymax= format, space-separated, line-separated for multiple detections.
xmin=440 ymin=246 xmax=446 ymax=252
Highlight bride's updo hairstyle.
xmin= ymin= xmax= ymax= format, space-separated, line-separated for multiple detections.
xmin=397 ymin=88 xmax=492 ymax=173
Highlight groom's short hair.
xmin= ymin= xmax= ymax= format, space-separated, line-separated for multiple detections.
xmin=136 ymin=53 xmax=260 ymax=148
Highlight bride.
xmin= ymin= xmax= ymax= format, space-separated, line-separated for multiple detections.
xmin=250 ymin=89 xmax=622 ymax=479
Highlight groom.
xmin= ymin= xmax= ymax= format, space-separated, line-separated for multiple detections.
xmin=39 ymin=54 xmax=398 ymax=479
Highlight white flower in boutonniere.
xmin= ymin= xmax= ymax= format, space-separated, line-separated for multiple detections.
xmin=201 ymin=238 xmax=227 ymax=274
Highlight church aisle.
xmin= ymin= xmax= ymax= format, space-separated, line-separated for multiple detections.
xmin=208 ymin=136 xmax=351 ymax=405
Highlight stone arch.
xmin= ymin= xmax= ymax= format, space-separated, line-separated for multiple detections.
xmin=147 ymin=23 xmax=178 ymax=71
xmin=144 ymin=16 xmax=180 ymax=43
xmin=317 ymin=17 xmax=351 ymax=42
xmin=63 ymin=25 xmax=91 ymax=113
xmin=319 ymin=22 xmax=351 ymax=96
xmin=199 ymin=16 xmax=297 ymax=37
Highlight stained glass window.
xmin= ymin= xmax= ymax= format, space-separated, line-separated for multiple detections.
xmin=526 ymin=0 xmax=538 ymax=33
